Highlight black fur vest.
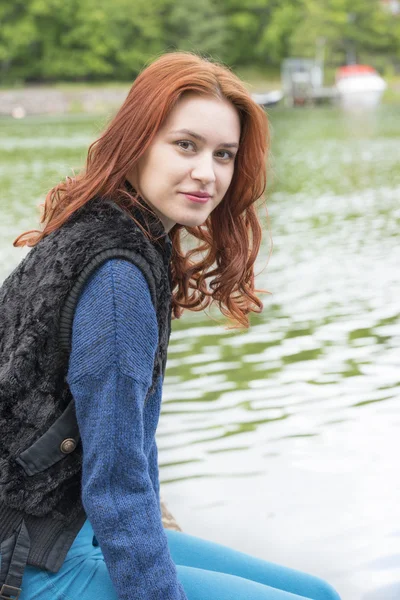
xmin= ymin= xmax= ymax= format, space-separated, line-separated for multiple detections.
xmin=0 ymin=196 xmax=172 ymax=574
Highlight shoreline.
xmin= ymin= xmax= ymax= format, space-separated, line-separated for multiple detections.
xmin=0 ymin=86 xmax=131 ymax=117
xmin=1 ymin=80 xmax=399 ymax=117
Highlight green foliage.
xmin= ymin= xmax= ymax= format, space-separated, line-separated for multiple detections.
xmin=162 ymin=0 xmax=229 ymax=59
xmin=290 ymin=0 xmax=400 ymax=68
xmin=0 ymin=0 xmax=398 ymax=83
xmin=258 ymin=3 xmax=303 ymax=64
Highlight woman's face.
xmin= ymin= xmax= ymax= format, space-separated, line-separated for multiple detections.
xmin=126 ymin=93 xmax=241 ymax=232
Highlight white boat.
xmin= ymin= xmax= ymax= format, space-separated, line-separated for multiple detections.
xmin=251 ymin=90 xmax=284 ymax=107
xmin=335 ymin=65 xmax=387 ymax=109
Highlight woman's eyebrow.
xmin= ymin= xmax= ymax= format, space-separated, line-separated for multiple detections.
xmin=170 ymin=128 xmax=239 ymax=148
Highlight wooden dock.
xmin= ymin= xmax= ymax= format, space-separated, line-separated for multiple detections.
xmin=311 ymin=86 xmax=339 ymax=102
xmin=284 ymin=85 xmax=338 ymax=106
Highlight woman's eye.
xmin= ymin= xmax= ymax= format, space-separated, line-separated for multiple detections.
xmin=215 ymin=150 xmax=235 ymax=160
xmin=176 ymin=140 xmax=195 ymax=151
xmin=175 ymin=141 xmax=235 ymax=161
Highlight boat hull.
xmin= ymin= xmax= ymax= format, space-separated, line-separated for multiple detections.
xmin=335 ymin=67 xmax=387 ymax=109
xmin=337 ymin=88 xmax=385 ymax=109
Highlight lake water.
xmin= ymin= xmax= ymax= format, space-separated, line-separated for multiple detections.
xmin=1 ymin=107 xmax=399 ymax=600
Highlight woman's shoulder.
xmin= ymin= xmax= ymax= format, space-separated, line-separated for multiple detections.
xmin=68 ymin=258 xmax=159 ymax=383
xmin=84 ymin=258 xmax=154 ymax=300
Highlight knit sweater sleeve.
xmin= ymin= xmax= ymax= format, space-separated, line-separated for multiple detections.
xmin=66 ymin=259 xmax=186 ymax=600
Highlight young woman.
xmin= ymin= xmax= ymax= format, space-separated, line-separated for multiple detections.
xmin=0 ymin=52 xmax=341 ymax=600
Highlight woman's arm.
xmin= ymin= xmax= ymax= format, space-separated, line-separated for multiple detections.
xmin=67 ymin=259 xmax=186 ymax=600
xmin=148 ymin=436 xmax=161 ymax=515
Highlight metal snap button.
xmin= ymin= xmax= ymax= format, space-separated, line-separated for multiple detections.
xmin=60 ymin=438 xmax=77 ymax=454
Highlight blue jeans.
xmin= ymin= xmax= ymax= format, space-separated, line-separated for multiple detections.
xmin=20 ymin=520 xmax=341 ymax=599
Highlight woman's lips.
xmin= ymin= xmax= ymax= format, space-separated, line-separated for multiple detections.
xmin=181 ymin=192 xmax=210 ymax=204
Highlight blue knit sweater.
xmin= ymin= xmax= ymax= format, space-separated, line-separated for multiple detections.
xmin=67 ymin=259 xmax=187 ymax=600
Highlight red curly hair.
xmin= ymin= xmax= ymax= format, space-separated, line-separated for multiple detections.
xmin=15 ymin=52 xmax=270 ymax=327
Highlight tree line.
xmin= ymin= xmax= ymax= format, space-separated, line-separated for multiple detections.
xmin=1 ymin=0 xmax=399 ymax=84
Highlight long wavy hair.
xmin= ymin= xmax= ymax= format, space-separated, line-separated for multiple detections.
xmin=15 ymin=52 xmax=270 ymax=327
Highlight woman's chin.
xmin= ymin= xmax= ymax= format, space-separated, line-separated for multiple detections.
xmin=176 ymin=215 xmax=208 ymax=228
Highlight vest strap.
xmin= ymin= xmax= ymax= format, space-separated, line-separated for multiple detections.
xmin=16 ymin=401 xmax=80 ymax=476
xmin=0 ymin=521 xmax=30 ymax=599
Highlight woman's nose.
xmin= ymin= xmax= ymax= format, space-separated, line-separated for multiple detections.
xmin=190 ymin=154 xmax=216 ymax=184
